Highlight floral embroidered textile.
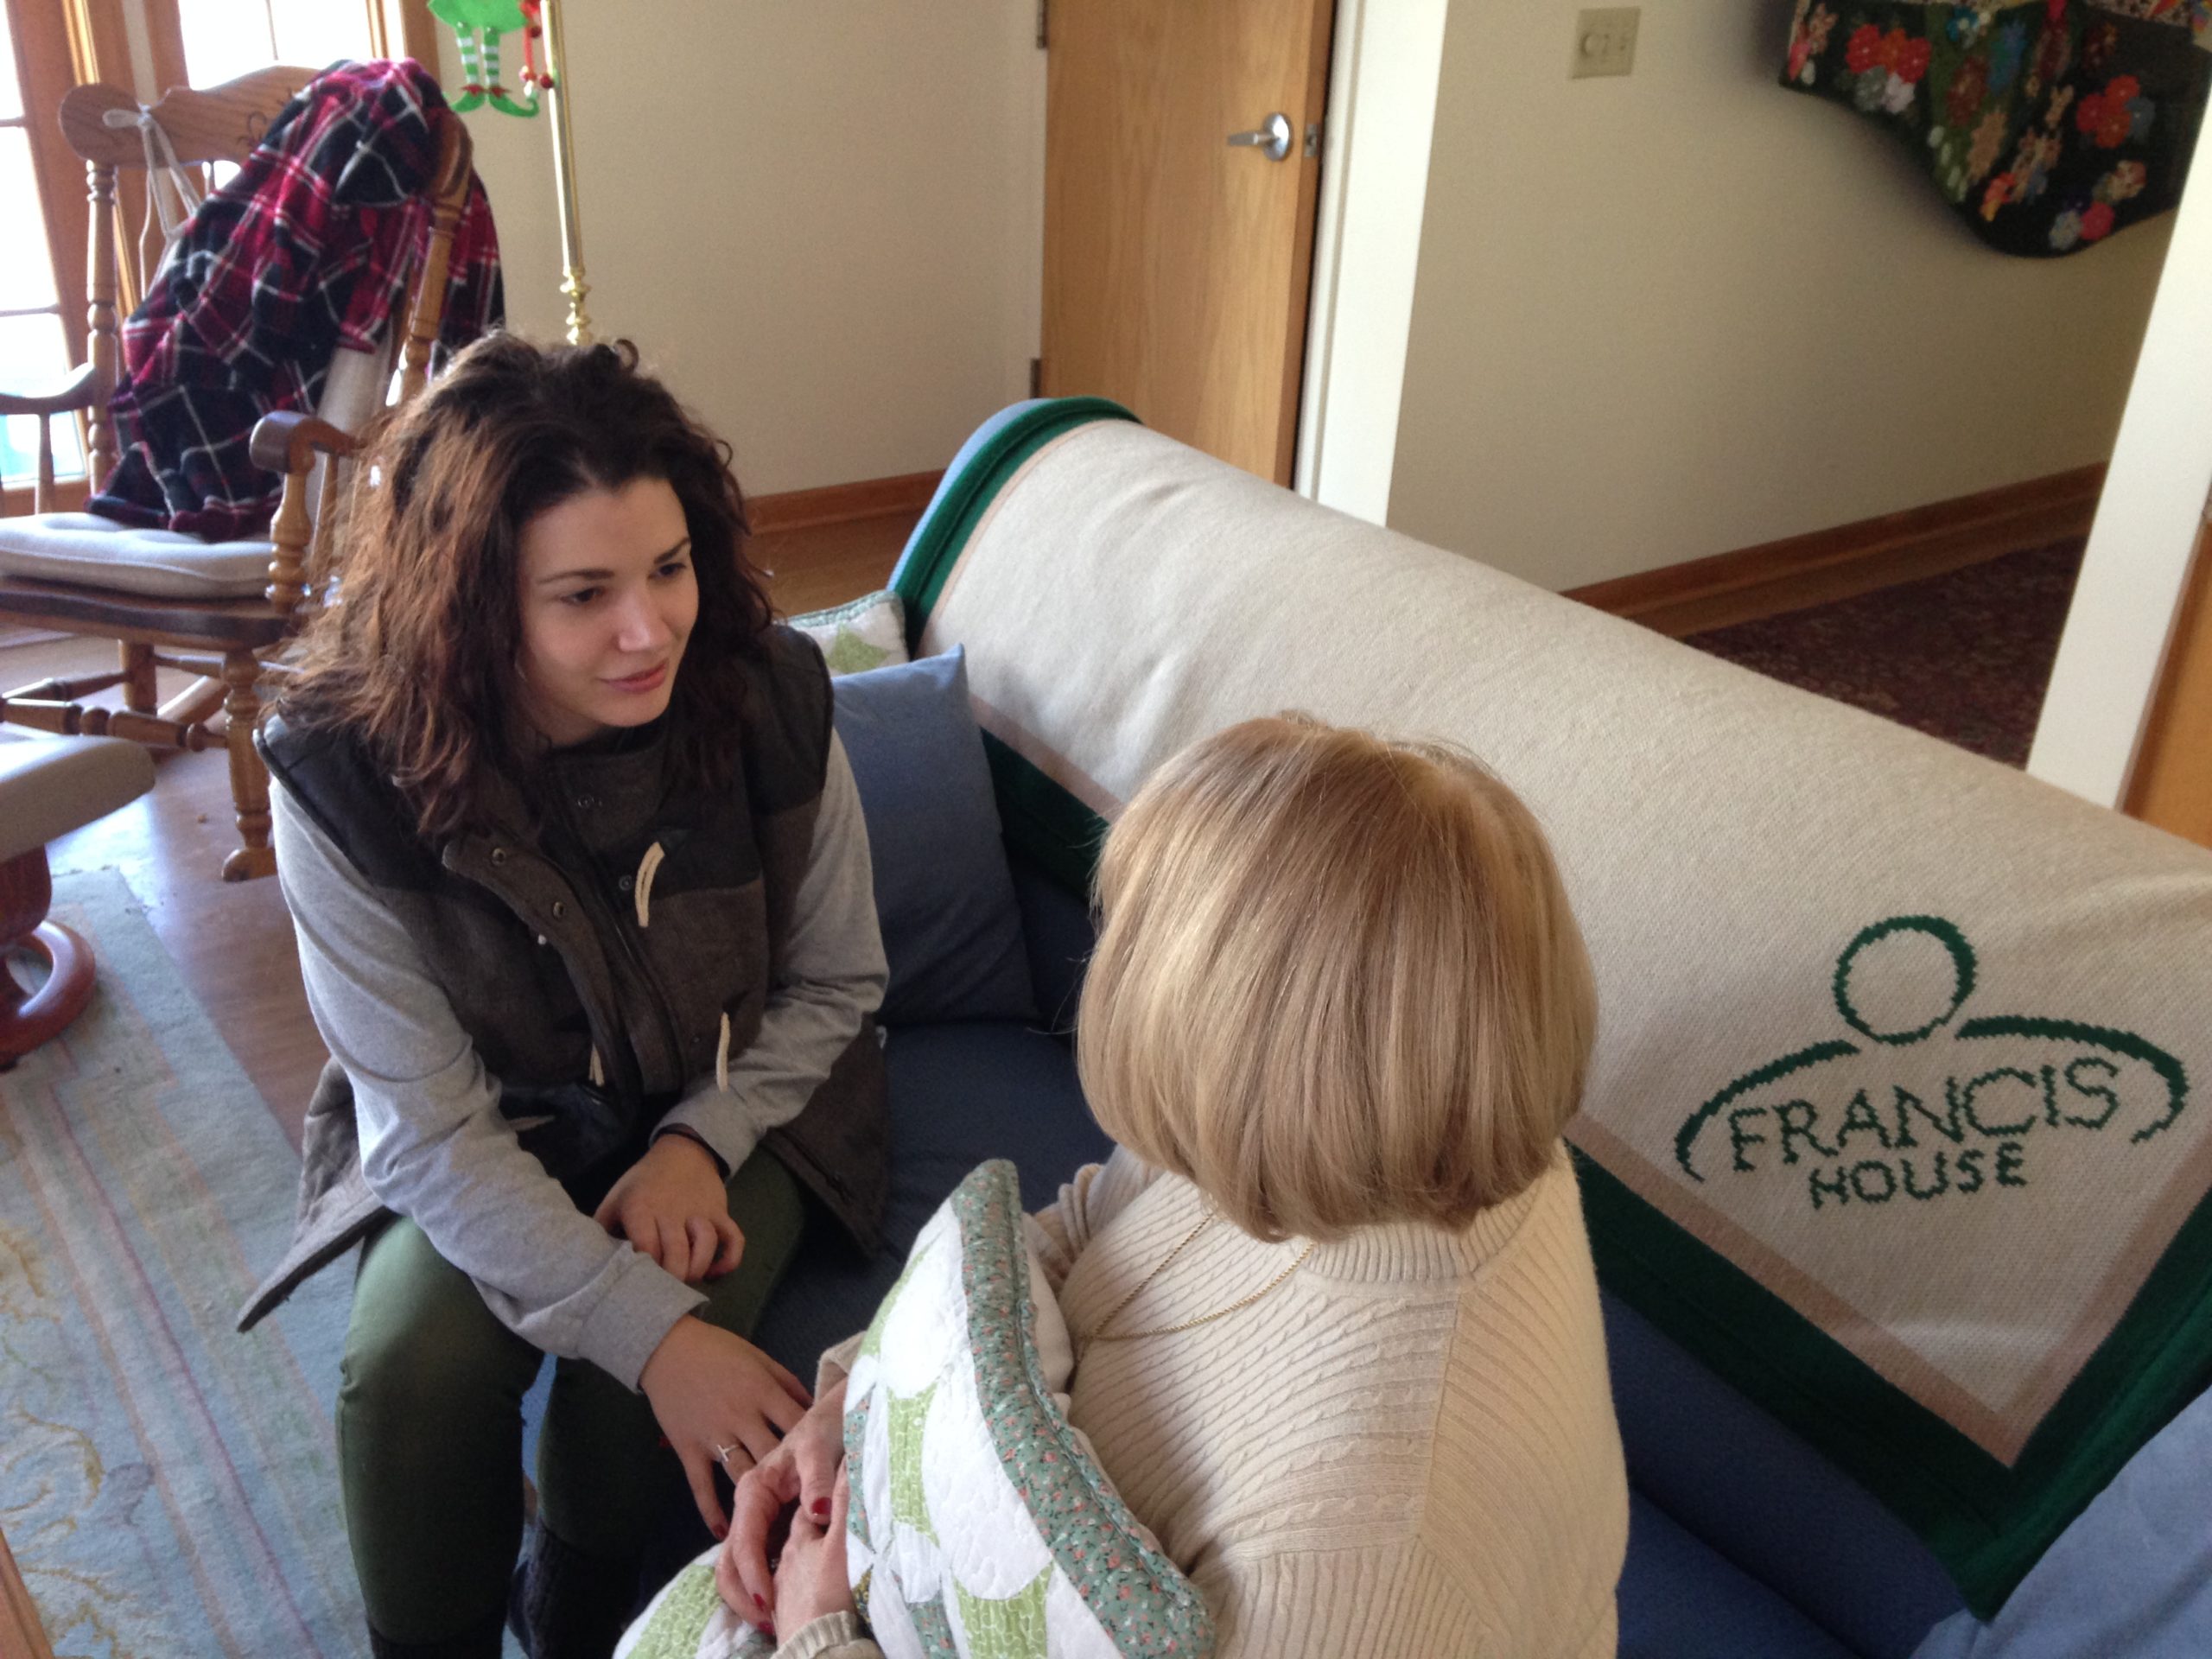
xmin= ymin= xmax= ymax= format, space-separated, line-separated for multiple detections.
xmin=1783 ymin=0 xmax=2210 ymax=254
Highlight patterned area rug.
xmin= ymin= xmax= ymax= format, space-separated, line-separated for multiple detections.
xmin=0 ymin=869 xmax=365 ymax=1658
xmin=1682 ymin=540 xmax=2088 ymax=767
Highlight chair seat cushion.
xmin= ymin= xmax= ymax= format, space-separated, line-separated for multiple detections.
xmin=0 ymin=735 xmax=156 ymax=862
xmin=0 ymin=513 xmax=271 ymax=599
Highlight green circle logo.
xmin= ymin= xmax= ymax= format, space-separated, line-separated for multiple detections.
xmin=1832 ymin=915 xmax=1978 ymax=1046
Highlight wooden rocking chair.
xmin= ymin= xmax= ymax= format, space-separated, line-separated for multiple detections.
xmin=0 ymin=67 xmax=475 ymax=880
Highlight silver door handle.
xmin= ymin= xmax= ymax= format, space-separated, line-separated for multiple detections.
xmin=1227 ymin=112 xmax=1293 ymax=162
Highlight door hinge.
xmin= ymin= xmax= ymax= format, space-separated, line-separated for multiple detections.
xmin=1029 ymin=357 xmax=1044 ymax=398
xmin=1304 ymin=121 xmax=1323 ymax=159
xmin=1037 ymin=0 xmax=1048 ymax=48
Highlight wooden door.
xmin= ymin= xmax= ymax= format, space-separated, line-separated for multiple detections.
xmin=1042 ymin=0 xmax=1334 ymax=486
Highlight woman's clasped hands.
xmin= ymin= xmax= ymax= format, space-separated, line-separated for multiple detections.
xmin=716 ymin=1374 xmax=856 ymax=1638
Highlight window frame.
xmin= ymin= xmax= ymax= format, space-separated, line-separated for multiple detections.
xmin=3 ymin=0 xmax=93 ymax=511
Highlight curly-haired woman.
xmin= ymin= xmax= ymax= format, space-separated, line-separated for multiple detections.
xmin=236 ymin=335 xmax=889 ymax=1659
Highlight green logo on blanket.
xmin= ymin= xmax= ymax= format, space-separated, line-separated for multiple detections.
xmin=1675 ymin=916 xmax=2188 ymax=1211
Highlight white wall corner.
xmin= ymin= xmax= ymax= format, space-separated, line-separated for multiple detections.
xmin=2027 ymin=168 xmax=2212 ymax=807
xmin=1295 ymin=0 xmax=1451 ymax=523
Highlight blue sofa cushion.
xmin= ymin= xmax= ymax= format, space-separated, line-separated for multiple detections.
xmin=1620 ymin=1491 xmax=1858 ymax=1659
xmin=751 ymin=1020 xmax=1112 ymax=1377
xmin=832 ymin=647 xmax=1036 ymax=1025
xmin=1603 ymin=1291 xmax=1963 ymax=1657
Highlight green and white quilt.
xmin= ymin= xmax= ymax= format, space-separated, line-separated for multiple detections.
xmin=842 ymin=1160 xmax=1211 ymax=1658
xmin=617 ymin=1160 xmax=1213 ymax=1659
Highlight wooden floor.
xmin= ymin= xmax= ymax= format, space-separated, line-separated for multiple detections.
xmin=4 ymin=512 xmax=912 ymax=1147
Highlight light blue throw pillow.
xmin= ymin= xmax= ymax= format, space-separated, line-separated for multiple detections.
xmin=1910 ymin=1381 xmax=2212 ymax=1659
xmin=832 ymin=646 xmax=1036 ymax=1026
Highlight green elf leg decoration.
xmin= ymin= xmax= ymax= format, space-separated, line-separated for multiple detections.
xmin=429 ymin=0 xmax=538 ymax=117
xmin=441 ymin=23 xmax=486 ymax=109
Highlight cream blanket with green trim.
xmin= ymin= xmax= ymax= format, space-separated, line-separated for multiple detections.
xmin=902 ymin=413 xmax=2212 ymax=1610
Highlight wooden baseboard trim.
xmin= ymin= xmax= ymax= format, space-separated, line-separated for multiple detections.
xmin=1566 ymin=465 xmax=2107 ymax=638
xmin=749 ymin=470 xmax=943 ymax=536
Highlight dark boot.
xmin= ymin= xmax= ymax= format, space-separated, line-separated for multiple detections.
xmin=365 ymin=1605 xmax=506 ymax=1659
xmin=506 ymin=1522 xmax=643 ymax=1659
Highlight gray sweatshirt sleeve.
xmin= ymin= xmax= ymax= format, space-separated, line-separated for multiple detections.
xmin=655 ymin=735 xmax=887 ymax=1172
xmin=272 ymin=780 xmax=704 ymax=1389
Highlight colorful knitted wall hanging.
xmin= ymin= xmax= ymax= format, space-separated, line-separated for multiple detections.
xmin=1783 ymin=0 xmax=2211 ymax=253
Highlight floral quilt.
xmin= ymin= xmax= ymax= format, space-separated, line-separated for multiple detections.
xmin=1783 ymin=0 xmax=2211 ymax=254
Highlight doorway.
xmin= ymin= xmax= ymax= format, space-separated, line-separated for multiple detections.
xmin=1039 ymin=0 xmax=1334 ymax=486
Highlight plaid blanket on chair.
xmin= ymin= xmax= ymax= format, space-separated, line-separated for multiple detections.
xmin=89 ymin=59 xmax=503 ymax=540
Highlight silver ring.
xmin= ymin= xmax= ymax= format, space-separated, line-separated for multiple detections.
xmin=714 ymin=1441 xmax=740 ymax=1467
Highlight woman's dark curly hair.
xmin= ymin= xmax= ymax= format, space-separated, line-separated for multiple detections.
xmin=282 ymin=334 xmax=774 ymax=841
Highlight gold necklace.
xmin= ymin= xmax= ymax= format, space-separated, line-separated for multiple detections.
xmin=1084 ymin=1211 xmax=1315 ymax=1348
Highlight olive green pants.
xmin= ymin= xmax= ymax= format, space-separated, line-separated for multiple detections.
xmin=337 ymin=1150 xmax=804 ymax=1647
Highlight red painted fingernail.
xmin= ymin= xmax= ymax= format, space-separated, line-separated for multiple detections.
xmin=753 ymin=1594 xmax=766 ymax=1611
xmin=811 ymin=1497 xmax=830 ymax=1517
xmin=713 ymin=1522 xmax=728 ymax=1540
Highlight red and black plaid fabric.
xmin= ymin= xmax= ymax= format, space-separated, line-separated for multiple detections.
xmin=89 ymin=60 xmax=503 ymax=540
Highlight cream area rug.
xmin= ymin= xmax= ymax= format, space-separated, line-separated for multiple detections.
xmin=0 ymin=868 xmax=367 ymax=1657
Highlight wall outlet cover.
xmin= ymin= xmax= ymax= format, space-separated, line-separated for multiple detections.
xmin=1572 ymin=7 xmax=1640 ymax=78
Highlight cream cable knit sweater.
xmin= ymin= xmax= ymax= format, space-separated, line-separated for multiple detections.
xmin=777 ymin=1144 xmax=1628 ymax=1659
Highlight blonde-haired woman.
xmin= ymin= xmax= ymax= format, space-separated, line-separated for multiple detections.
xmin=728 ymin=715 xmax=1629 ymax=1659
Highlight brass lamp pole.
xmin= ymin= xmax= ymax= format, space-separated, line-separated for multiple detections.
xmin=538 ymin=0 xmax=589 ymax=345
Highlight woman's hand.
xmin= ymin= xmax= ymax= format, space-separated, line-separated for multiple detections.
xmin=639 ymin=1316 xmax=811 ymax=1535
xmin=717 ymin=1374 xmax=848 ymax=1625
xmin=594 ymin=1132 xmax=743 ymax=1283
xmin=772 ymin=1466 xmax=856 ymax=1636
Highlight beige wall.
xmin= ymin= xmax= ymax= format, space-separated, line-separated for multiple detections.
xmin=448 ymin=1 xmax=1043 ymax=496
xmin=1384 ymin=0 xmax=2172 ymax=592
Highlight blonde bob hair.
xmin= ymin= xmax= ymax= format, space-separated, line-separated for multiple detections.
xmin=1077 ymin=715 xmax=1597 ymax=1243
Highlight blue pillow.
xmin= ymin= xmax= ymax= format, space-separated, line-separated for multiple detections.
xmin=833 ymin=646 xmax=1036 ymax=1025
xmin=1910 ymin=1381 xmax=2212 ymax=1659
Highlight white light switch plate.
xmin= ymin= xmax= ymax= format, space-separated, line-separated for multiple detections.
xmin=1572 ymin=7 xmax=1640 ymax=78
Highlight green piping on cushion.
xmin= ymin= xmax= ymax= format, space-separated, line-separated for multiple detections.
xmin=893 ymin=397 xmax=1138 ymax=652
xmin=1574 ymin=1147 xmax=2212 ymax=1616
